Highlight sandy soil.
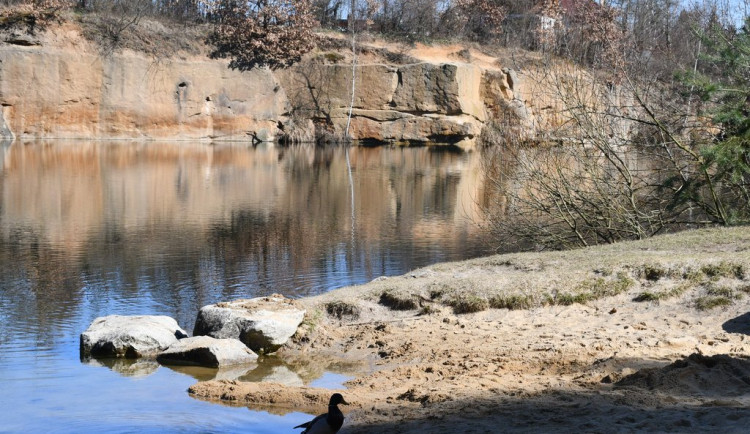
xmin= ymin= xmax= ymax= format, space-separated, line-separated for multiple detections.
xmin=189 ymin=229 xmax=750 ymax=432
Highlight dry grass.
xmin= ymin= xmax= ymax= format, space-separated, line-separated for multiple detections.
xmin=489 ymin=294 xmax=534 ymax=310
xmin=379 ymin=290 xmax=419 ymax=310
xmin=695 ymin=296 xmax=733 ymax=310
xmin=325 ymin=301 xmax=360 ymax=320
xmin=308 ymin=227 xmax=750 ymax=316
xmin=77 ymin=13 xmax=210 ymax=57
xmin=448 ymin=294 xmax=489 ymax=314
xmin=634 ymin=282 xmax=692 ymax=302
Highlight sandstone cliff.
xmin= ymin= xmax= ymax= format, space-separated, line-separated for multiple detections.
xmin=0 ymin=24 xmax=533 ymax=148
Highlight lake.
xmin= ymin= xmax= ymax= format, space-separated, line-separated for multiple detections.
xmin=0 ymin=141 xmax=489 ymax=433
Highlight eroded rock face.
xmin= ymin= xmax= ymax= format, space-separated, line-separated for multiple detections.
xmin=0 ymin=46 xmax=288 ymax=141
xmin=0 ymin=27 xmax=536 ymax=147
xmin=193 ymin=294 xmax=305 ymax=354
xmin=279 ymin=61 xmax=492 ymax=147
xmin=157 ymin=336 xmax=258 ymax=368
xmin=391 ymin=63 xmax=485 ymax=121
xmin=80 ymin=315 xmax=188 ymax=359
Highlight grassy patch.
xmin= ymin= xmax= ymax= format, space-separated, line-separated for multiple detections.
xmin=634 ymin=282 xmax=692 ymax=302
xmin=683 ymin=268 xmax=706 ymax=283
xmin=321 ymin=52 xmax=345 ymax=63
xmin=555 ymin=292 xmax=594 ymax=306
xmin=642 ymin=264 xmax=668 ymax=281
xmin=429 ymin=288 xmax=446 ymax=300
xmin=701 ymin=261 xmax=745 ymax=280
xmin=706 ymin=285 xmax=736 ymax=298
xmin=489 ymin=294 xmax=533 ymax=310
xmin=380 ymin=290 xmax=419 ymax=310
xmin=596 ymin=272 xmax=634 ymax=296
xmin=634 ymin=291 xmax=662 ymax=302
xmin=325 ymin=301 xmax=360 ymax=319
xmin=418 ymin=305 xmax=439 ymax=315
xmin=552 ymin=272 xmax=635 ymax=306
xmin=695 ymin=296 xmax=733 ymax=310
xmin=448 ymin=294 xmax=489 ymax=314
xmin=298 ymin=308 xmax=323 ymax=334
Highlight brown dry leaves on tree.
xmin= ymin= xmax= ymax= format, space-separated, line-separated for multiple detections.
xmin=208 ymin=0 xmax=317 ymax=70
xmin=453 ymin=0 xmax=507 ymax=40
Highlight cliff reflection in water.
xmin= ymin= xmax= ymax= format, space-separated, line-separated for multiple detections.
xmin=0 ymin=141 xmax=488 ymax=339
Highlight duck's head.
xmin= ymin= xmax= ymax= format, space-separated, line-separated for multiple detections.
xmin=329 ymin=393 xmax=349 ymax=406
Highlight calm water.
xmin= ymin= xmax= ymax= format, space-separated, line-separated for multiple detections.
xmin=0 ymin=141 xmax=488 ymax=433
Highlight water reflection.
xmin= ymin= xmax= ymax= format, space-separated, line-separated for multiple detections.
xmin=0 ymin=141 xmax=488 ymax=432
xmin=84 ymin=357 xmax=161 ymax=378
xmin=163 ymin=355 xmax=361 ymax=385
xmin=165 ymin=363 xmax=258 ymax=382
xmin=0 ymin=141 xmax=487 ymax=336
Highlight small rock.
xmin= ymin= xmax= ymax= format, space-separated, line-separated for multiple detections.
xmin=157 ymin=336 xmax=258 ymax=368
xmin=609 ymin=308 xmax=617 ymax=314
xmin=80 ymin=315 xmax=188 ymax=359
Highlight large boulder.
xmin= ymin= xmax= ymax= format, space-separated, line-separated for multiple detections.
xmin=193 ymin=295 xmax=305 ymax=354
xmin=157 ymin=336 xmax=258 ymax=368
xmin=80 ymin=315 xmax=188 ymax=359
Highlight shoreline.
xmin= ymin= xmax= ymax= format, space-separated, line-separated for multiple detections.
xmin=189 ymin=227 xmax=750 ymax=432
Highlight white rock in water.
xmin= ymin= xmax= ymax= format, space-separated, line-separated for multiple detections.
xmin=157 ymin=336 xmax=258 ymax=368
xmin=193 ymin=294 xmax=305 ymax=354
xmin=80 ymin=315 xmax=188 ymax=359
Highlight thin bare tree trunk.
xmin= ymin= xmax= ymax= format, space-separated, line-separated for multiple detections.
xmin=345 ymin=0 xmax=356 ymax=239
xmin=345 ymin=0 xmax=356 ymax=138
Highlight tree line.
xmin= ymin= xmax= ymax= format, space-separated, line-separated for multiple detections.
xmin=1 ymin=0 xmax=742 ymax=73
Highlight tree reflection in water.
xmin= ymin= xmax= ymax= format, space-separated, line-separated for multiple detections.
xmin=0 ymin=141 xmax=488 ymax=347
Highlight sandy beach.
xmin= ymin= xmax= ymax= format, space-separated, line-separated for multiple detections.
xmin=189 ymin=227 xmax=750 ymax=432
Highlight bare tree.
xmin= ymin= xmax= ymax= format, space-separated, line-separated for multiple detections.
xmin=480 ymin=40 xmax=748 ymax=251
